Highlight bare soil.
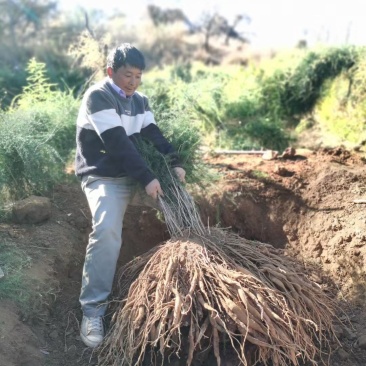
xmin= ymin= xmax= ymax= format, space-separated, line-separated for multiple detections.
xmin=1 ymin=147 xmax=366 ymax=366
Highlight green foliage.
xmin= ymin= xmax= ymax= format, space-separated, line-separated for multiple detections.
xmin=0 ymin=59 xmax=79 ymax=208
xmin=131 ymin=85 xmax=218 ymax=201
xmin=251 ymin=170 xmax=270 ymax=180
xmin=170 ymin=63 xmax=192 ymax=83
xmin=0 ymin=110 xmax=62 ymax=200
xmin=0 ymin=66 xmax=28 ymax=109
xmin=224 ymin=95 xmax=260 ymax=122
xmin=243 ymin=118 xmax=291 ymax=151
xmin=190 ymin=69 xmax=234 ymax=131
xmin=139 ymin=103 xmax=207 ymax=187
xmin=132 ymin=119 xmax=208 ymax=235
xmin=0 ymin=240 xmax=32 ymax=308
xmin=17 ymin=59 xmax=79 ymax=159
xmin=143 ymin=64 xmax=232 ymax=136
xmin=258 ymin=68 xmax=292 ymax=121
xmin=313 ymin=49 xmax=366 ymax=146
xmin=259 ymin=46 xmax=357 ymax=123
xmin=133 ymin=137 xmax=182 ymax=199
xmin=216 ymin=118 xmax=291 ymax=151
xmin=142 ymin=47 xmax=364 ymax=151
xmin=212 ymin=47 xmax=357 ymax=149
xmin=143 ymin=62 xmax=291 ymax=151
xmin=13 ymin=58 xmax=56 ymax=108
xmin=285 ymin=47 xmax=356 ymax=116
xmin=0 ymin=239 xmax=58 ymax=319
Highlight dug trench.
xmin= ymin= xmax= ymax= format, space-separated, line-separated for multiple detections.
xmin=1 ymin=147 xmax=366 ymax=366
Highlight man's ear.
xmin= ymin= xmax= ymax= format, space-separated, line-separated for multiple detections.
xmin=107 ymin=67 xmax=113 ymax=77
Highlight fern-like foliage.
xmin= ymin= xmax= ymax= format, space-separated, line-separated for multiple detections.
xmin=0 ymin=59 xmax=79 ymax=215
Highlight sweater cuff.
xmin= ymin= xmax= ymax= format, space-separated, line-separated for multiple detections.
xmin=139 ymin=170 xmax=157 ymax=188
xmin=167 ymin=152 xmax=182 ymax=168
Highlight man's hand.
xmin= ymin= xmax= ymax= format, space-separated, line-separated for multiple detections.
xmin=173 ymin=167 xmax=186 ymax=183
xmin=145 ymin=179 xmax=163 ymax=199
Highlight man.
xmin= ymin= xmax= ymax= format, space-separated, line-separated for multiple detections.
xmin=75 ymin=43 xmax=185 ymax=348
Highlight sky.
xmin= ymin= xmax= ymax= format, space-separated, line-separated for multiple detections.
xmin=58 ymin=0 xmax=366 ymax=48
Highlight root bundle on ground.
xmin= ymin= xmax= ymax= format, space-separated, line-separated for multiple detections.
xmin=99 ymin=228 xmax=339 ymax=366
xmin=98 ymin=142 xmax=340 ymax=366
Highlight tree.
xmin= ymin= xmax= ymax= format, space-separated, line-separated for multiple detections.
xmin=147 ymin=4 xmax=196 ymax=32
xmin=200 ymin=12 xmax=250 ymax=51
xmin=0 ymin=0 xmax=57 ymax=54
xmin=0 ymin=0 xmax=94 ymax=108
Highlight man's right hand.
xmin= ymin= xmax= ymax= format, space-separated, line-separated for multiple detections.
xmin=145 ymin=179 xmax=163 ymax=200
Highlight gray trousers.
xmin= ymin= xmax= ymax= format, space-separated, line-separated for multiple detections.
xmin=80 ymin=175 xmax=149 ymax=317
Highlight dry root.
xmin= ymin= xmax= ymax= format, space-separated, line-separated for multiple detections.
xmin=98 ymin=228 xmax=339 ymax=366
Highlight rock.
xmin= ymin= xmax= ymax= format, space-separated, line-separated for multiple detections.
xmin=281 ymin=147 xmax=296 ymax=158
xmin=354 ymin=334 xmax=366 ymax=349
xmin=333 ymin=324 xmax=344 ymax=339
xmin=0 ymin=266 xmax=4 ymax=279
xmin=344 ymin=326 xmax=357 ymax=340
xmin=8 ymin=229 xmax=22 ymax=238
xmin=294 ymin=148 xmax=313 ymax=157
xmin=49 ymin=330 xmax=58 ymax=340
xmin=262 ymin=150 xmax=278 ymax=160
xmin=12 ymin=196 xmax=52 ymax=224
xmin=337 ymin=348 xmax=350 ymax=360
xmin=73 ymin=216 xmax=89 ymax=230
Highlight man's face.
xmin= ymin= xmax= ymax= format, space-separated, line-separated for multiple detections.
xmin=107 ymin=64 xmax=142 ymax=96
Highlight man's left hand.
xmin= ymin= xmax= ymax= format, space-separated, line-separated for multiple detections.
xmin=173 ymin=167 xmax=186 ymax=183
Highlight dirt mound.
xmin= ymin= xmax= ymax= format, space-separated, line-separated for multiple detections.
xmin=198 ymin=148 xmax=366 ymax=291
xmin=1 ymin=147 xmax=366 ymax=365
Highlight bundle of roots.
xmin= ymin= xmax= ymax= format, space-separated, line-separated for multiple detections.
xmin=99 ymin=226 xmax=339 ymax=366
xmin=97 ymin=145 xmax=340 ymax=365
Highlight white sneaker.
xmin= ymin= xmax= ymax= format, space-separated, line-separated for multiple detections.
xmin=80 ymin=315 xmax=104 ymax=348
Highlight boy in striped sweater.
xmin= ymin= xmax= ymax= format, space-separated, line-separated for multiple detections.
xmin=75 ymin=43 xmax=185 ymax=348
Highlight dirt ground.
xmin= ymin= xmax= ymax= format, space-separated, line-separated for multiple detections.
xmin=1 ymin=146 xmax=366 ymax=366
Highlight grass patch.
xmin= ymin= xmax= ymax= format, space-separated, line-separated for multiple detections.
xmin=0 ymin=239 xmax=57 ymax=321
xmin=251 ymin=170 xmax=270 ymax=180
xmin=0 ymin=240 xmax=32 ymax=307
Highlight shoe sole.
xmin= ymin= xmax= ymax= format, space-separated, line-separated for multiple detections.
xmin=80 ymin=332 xmax=103 ymax=348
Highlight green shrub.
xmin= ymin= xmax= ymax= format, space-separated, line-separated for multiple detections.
xmin=170 ymin=63 xmax=192 ymax=83
xmin=143 ymin=62 xmax=292 ymax=150
xmin=0 ymin=59 xmax=79 ymax=209
xmin=312 ymin=50 xmax=366 ymax=146
xmin=216 ymin=118 xmax=291 ymax=151
xmin=258 ymin=68 xmax=292 ymax=122
xmin=143 ymin=64 xmax=231 ymax=132
xmin=147 ymin=102 xmax=207 ymax=186
xmin=0 ymin=66 xmax=28 ymax=110
xmin=242 ymin=118 xmax=291 ymax=151
xmin=13 ymin=59 xmax=79 ymax=160
xmin=285 ymin=47 xmax=356 ymax=116
xmin=0 ymin=110 xmax=63 ymax=200
xmin=260 ymin=46 xmax=357 ymax=124
xmin=143 ymin=48 xmax=361 ymax=151
xmin=224 ymin=92 xmax=261 ymax=122
xmin=0 ymin=239 xmax=58 ymax=319
xmin=0 ymin=241 xmax=32 ymax=307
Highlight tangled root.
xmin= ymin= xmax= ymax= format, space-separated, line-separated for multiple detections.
xmin=98 ymin=228 xmax=339 ymax=366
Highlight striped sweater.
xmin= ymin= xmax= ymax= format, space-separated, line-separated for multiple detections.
xmin=75 ymin=78 xmax=180 ymax=187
